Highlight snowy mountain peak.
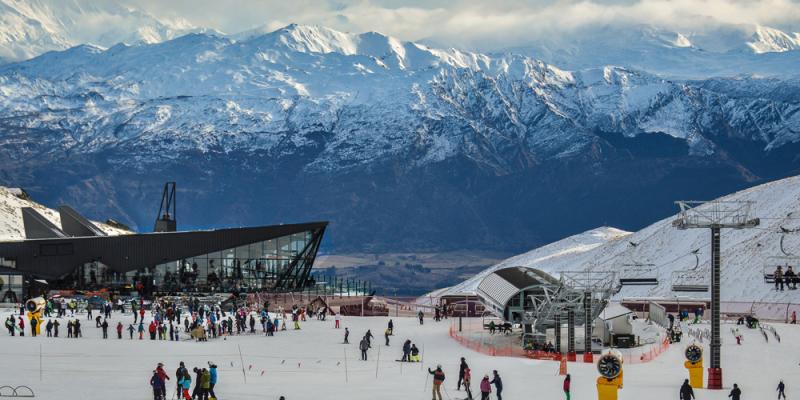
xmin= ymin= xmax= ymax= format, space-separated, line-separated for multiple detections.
xmin=747 ymin=25 xmax=800 ymax=54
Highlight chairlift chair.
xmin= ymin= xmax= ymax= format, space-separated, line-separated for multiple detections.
xmin=763 ymin=226 xmax=800 ymax=285
xmin=671 ymin=249 xmax=709 ymax=292
xmin=618 ymin=263 xmax=658 ymax=285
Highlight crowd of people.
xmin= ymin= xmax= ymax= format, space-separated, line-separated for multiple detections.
xmin=149 ymin=361 xmax=218 ymax=400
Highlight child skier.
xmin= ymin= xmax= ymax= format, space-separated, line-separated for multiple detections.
xmin=563 ymin=374 xmax=571 ymax=400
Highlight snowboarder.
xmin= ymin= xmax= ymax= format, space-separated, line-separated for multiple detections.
xmin=402 ymin=339 xmax=412 ymax=362
xmin=680 ymin=379 xmax=695 ymax=399
xmin=410 ymin=344 xmax=420 ymax=362
xmin=563 ymin=374 xmax=571 ymax=400
xmin=778 ymin=380 xmax=786 ymax=399
xmin=480 ymin=375 xmax=491 ymax=400
xmin=428 ymin=365 xmax=445 ymax=400
xmin=457 ymin=357 xmax=468 ymax=390
xmin=490 ymin=370 xmax=503 ymax=400
xmin=729 ymin=383 xmax=741 ymax=400
xmin=359 ymin=337 xmax=369 ymax=361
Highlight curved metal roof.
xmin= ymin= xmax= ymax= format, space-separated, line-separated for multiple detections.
xmin=476 ymin=266 xmax=559 ymax=314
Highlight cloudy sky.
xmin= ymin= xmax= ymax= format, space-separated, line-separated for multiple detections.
xmin=122 ymin=0 xmax=800 ymax=50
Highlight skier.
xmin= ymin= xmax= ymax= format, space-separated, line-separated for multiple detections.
xmin=344 ymin=327 xmax=350 ymax=344
xmin=178 ymin=371 xmax=192 ymax=400
xmin=428 ymin=365 xmax=445 ymax=400
xmin=101 ymin=318 xmax=109 ymax=339
xmin=334 ymin=314 xmax=340 ymax=329
xmin=208 ymin=362 xmax=218 ymax=400
xmin=792 ymin=311 xmax=797 ymax=325
xmin=155 ymin=363 xmax=170 ymax=400
xmin=384 ymin=328 xmax=390 ymax=346
xmin=680 ymin=379 xmax=695 ymax=399
xmin=729 ymin=383 xmax=741 ymax=400
xmin=490 ymin=370 xmax=503 ymax=400
xmin=45 ymin=319 xmax=53 ymax=337
xmin=117 ymin=321 xmax=123 ymax=339
xmin=778 ymin=380 xmax=786 ymax=399
xmin=388 ymin=319 xmax=394 ymax=335
xmin=480 ymin=375 xmax=491 ymax=400
xmin=138 ymin=321 xmax=145 ymax=340
xmin=18 ymin=315 xmax=24 ymax=336
xmin=53 ymin=320 xmax=59 ymax=337
xmin=150 ymin=370 xmax=165 ymax=400
xmin=463 ymin=365 xmax=473 ymax=400
xmin=563 ymin=374 xmax=571 ymax=400
xmin=175 ymin=362 xmax=188 ymax=397
xmin=30 ymin=315 xmax=37 ymax=337
xmin=200 ymin=368 xmax=211 ymax=400
xmin=365 ymin=330 xmax=373 ymax=348
xmin=359 ymin=337 xmax=370 ymax=361
xmin=418 ymin=310 xmax=424 ymax=325
xmin=457 ymin=357 xmax=468 ymax=390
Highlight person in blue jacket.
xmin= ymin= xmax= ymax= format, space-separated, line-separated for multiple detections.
xmin=208 ymin=362 xmax=218 ymax=400
xmin=149 ymin=370 xmax=165 ymax=400
xmin=489 ymin=370 xmax=503 ymax=400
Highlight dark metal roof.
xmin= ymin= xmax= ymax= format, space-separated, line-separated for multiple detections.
xmin=58 ymin=205 xmax=107 ymax=237
xmin=0 ymin=221 xmax=328 ymax=279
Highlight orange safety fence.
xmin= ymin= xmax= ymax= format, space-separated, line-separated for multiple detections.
xmin=448 ymin=320 xmax=670 ymax=364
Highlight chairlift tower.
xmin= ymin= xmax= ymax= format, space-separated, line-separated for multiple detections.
xmin=672 ymin=200 xmax=759 ymax=389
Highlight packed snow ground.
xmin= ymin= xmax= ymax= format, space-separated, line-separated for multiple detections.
xmin=0 ymin=309 xmax=797 ymax=400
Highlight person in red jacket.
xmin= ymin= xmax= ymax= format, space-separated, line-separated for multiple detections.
xmin=155 ymin=362 xmax=170 ymax=399
xmin=563 ymin=374 xmax=571 ymax=400
xmin=428 ymin=365 xmax=446 ymax=400
xmin=18 ymin=317 xmax=24 ymax=337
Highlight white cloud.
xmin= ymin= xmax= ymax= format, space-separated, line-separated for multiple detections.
xmin=121 ymin=0 xmax=800 ymax=50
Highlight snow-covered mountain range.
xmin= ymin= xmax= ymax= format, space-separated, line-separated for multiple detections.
xmin=442 ymin=174 xmax=800 ymax=303
xmin=0 ymin=22 xmax=799 ymax=252
xmin=0 ymin=0 xmax=200 ymax=63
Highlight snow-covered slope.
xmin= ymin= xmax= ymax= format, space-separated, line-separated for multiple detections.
xmin=0 ymin=0 xmax=199 ymax=63
xmin=0 ymin=186 xmax=130 ymax=240
xmin=444 ymin=175 xmax=800 ymax=303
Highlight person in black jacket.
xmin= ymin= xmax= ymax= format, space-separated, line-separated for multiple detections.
xmin=729 ymin=383 xmax=741 ymax=400
xmin=680 ymin=379 xmax=695 ymax=399
xmin=778 ymin=380 xmax=786 ymax=399
xmin=457 ymin=358 xmax=469 ymax=390
xmin=489 ymin=370 xmax=503 ymax=400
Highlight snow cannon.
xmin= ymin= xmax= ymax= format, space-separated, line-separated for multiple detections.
xmin=684 ymin=344 xmax=703 ymax=389
xmin=596 ymin=350 xmax=623 ymax=400
xmin=25 ymin=297 xmax=45 ymax=335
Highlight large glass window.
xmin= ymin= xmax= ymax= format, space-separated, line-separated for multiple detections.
xmin=142 ymin=229 xmax=320 ymax=293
